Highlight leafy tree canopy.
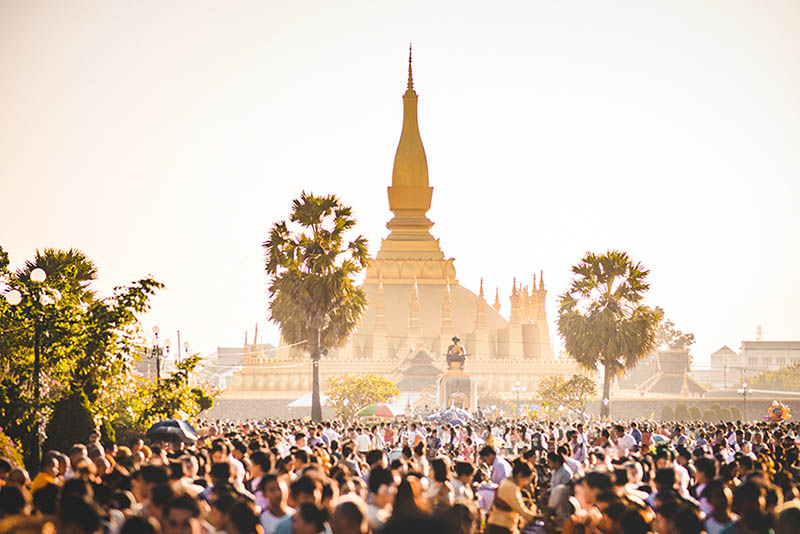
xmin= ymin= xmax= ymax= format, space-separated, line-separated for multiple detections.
xmin=0 ymin=245 xmax=163 ymax=461
xmin=264 ymin=192 xmax=368 ymax=352
xmin=749 ymin=361 xmax=800 ymax=391
xmin=654 ymin=307 xmax=695 ymax=350
xmin=536 ymin=374 xmax=597 ymax=413
xmin=558 ymin=250 xmax=661 ymax=416
xmin=326 ymin=373 xmax=400 ymax=421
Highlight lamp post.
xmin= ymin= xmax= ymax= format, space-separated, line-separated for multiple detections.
xmin=512 ymin=381 xmax=526 ymax=418
xmin=738 ymin=374 xmax=752 ymax=422
xmin=148 ymin=326 xmax=167 ymax=386
xmin=3 ymin=267 xmax=59 ymax=469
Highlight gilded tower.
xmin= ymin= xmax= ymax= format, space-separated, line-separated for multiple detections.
xmin=223 ymin=50 xmax=578 ymax=404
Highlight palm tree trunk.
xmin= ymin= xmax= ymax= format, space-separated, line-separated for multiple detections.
xmin=601 ymin=365 xmax=612 ymax=419
xmin=311 ymin=328 xmax=322 ymax=422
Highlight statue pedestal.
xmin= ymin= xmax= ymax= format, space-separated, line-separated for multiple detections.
xmin=437 ymin=368 xmax=478 ymax=412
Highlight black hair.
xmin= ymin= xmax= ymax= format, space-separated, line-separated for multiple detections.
xmin=33 ymin=483 xmax=59 ymax=515
xmin=210 ymin=461 xmax=232 ymax=481
xmin=478 ymin=445 xmax=496 ymax=458
xmin=290 ymin=475 xmax=318 ymax=498
xmin=365 ymin=449 xmax=385 ymax=466
xmin=58 ymin=496 xmax=100 ymax=534
xmin=250 ymin=451 xmax=271 ymax=473
xmin=368 ymin=466 xmax=394 ymax=494
xmin=166 ymin=493 xmax=201 ymax=518
xmin=0 ymin=485 xmax=26 ymax=516
xmin=295 ymin=502 xmax=328 ymax=533
xmin=512 ymin=460 xmax=533 ymax=479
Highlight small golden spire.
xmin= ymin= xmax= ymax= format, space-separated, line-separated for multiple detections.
xmin=407 ymin=43 xmax=414 ymax=92
xmin=539 ymin=270 xmax=545 ymax=290
xmin=493 ymin=287 xmax=501 ymax=312
xmin=479 ymin=277 xmax=485 ymax=299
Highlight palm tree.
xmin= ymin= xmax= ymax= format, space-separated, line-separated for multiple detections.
xmin=558 ymin=250 xmax=661 ymax=418
xmin=264 ymin=192 xmax=368 ymax=421
xmin=19 ymin=248 xmax=98 ymax=302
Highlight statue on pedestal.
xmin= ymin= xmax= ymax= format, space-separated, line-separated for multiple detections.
xmin=446 ymin=336 xmax=467 ymax=370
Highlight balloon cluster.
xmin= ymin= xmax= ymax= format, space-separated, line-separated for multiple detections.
xmin=765 ymin=400 xmax=792 ymax=422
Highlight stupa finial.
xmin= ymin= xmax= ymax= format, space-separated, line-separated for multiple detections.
xmin=407 ymin=43 xmax=414 ymax=92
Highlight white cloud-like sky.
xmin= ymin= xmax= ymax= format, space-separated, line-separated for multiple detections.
xmin=1 ymin=1 xmax=798 ymax=367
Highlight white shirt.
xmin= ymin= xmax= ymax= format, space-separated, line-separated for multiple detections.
xmin=260 ymin=509 xmax=293 ymax=534
xmin=616 ymin=433 xmax=636 ymax=458
xmin=490 ymin=456 xmax=513 ymax=485
xmin=356 ymin=433 xmax=372 ymax=453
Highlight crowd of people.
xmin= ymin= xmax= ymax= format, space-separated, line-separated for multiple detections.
xmin=2 ymin=416 xmax=800 ymax=534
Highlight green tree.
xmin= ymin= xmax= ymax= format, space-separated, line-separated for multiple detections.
xmin=138 ymin=355 xmax=212 ymax=427
xmin=326 ymin=373 xmax=400 ymax=421
xmin=536 ymin=374 xmax=597 ymax=414
xmin=674 ymin=404 xmax=690 ymax=421
xmin=558 ymin=251 xmax=662 ymax=418
xmin=661 ymin=405 xmax=674 ymax=421
xmin=689 ymin=405 xmax=702 ymax=420
xmin=718 ymin=407 xmax=733 ymax=421
xmin=264 ymin=193 xmax=369 ymax=421
xmin=702 ymin=410 xmax=717 ymax=422
xmin=654 ymin=307 xmax=696 ymax=350
xmin=43 ymin=388 xmax=96 ymax=455
xmin=0 ymin=246 xmax=163 ymax=466
xmin=730 ymin=406 xmax=742 ymax=421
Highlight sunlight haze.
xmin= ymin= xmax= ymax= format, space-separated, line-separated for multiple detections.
xmin=1 ymin=1 xmax=799 ymax=367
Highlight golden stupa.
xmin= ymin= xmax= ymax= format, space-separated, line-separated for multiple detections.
xmin=222 ymin=49 xmax=580 ymax=405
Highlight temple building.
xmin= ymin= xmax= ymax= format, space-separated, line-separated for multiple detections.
xmin=221 ymin=50 xmax=581 ymax=407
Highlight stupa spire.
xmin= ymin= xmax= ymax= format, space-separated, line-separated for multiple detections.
xmin=539 ymin=270 xmax=545 ymax=290
xmin=407 ymin=43 xmax=414 ymax=92
xmin=493 ymin=287 xmax=501 ymax=312
xmin=375 ymin=47 xmax=445 ymax=268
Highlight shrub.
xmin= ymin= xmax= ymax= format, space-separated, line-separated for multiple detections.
xmin=44 ymin=389 xmax=96 ymax=454
xmin=661 ymin=405 xmax=675 ymax=421
xmin=100 ymin=418 xmax=116 ymax=445
xmin=703 ymin=410 xmax=717 ymax=422
xmin=689 ymin=405 xmax=702 ymax=420
xmin=730 ymin=406 xmax=742 ymax=421
xmin=674 ymin=404 xmax=691 ymax=421
xmin=0 ymin=427 xmax=24 ymax=468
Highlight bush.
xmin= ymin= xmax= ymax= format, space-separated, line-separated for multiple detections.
xmin=191 ymin=388 xmax=214 ymax=413
xmin=674 ymin=404 xmax=691 ymax=421
xmin=661 ymin=405 xmax=675 ymax=421
xmin=717 ymin=407 xmax=733 ymax=421
xmin=44 ymin=389 xmax=96 ymax=454
xmin=689 ymin=405 xmax=702 ymax=420
xmin=0 ymin=427 xmax=24 ymax=468
xmin=99 ymin=418 xmax=116 ymax=445
xmin=703 ymin=410 xmax=717 ymax=422
xmin=730 ymin=406 xmax=742 ymax=421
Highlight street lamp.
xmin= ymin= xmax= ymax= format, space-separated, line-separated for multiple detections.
xmin=738 ymin=380 xmax=752 ymax=422
xmin=511 ymin=381 xmax=526 ymax=417
xmin=3 ymin=267 xmax=59 ymax=469
xmin=148 ymin=326 xmax=166 ymax=385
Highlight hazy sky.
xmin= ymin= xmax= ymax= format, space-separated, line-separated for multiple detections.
xmin=1 ymin=1 xmax=798 ymax=367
